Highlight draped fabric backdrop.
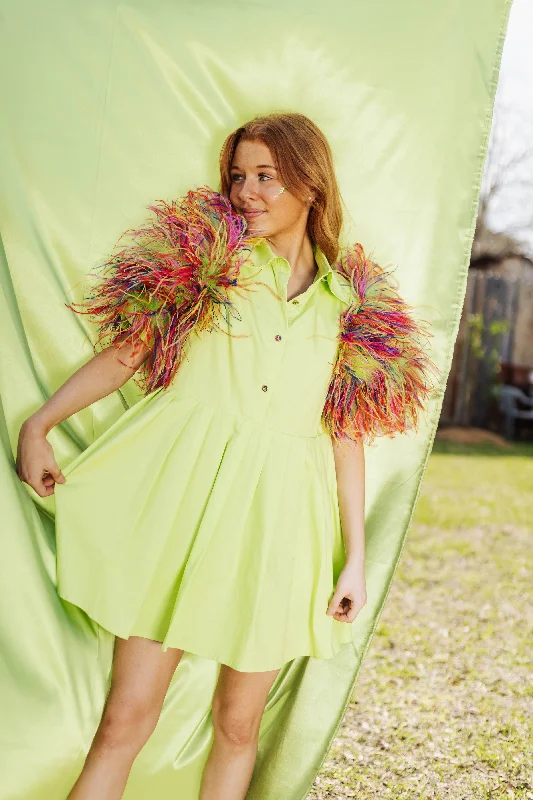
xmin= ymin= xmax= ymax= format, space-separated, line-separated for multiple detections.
xmin=0 ymin=1 xmax=510 ymax=798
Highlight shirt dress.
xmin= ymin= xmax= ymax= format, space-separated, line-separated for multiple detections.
xmin=54 ymin=236 xmax=357 ymax=673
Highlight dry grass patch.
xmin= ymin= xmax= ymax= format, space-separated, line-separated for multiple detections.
xmin=308 ymin=439 xmax=533 ymax=799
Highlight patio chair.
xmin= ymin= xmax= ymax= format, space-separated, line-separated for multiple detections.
xmin=498 ymin=385 xmax=533 ymax=440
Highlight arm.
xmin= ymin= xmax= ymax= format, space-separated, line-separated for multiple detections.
xmin=322 ymin=243 xmax=438 ymax=624
xmin=332 ymin=437 xmax=365 ymax=563
xmin=326 ymin=436 xmax=367 ymax=622
xmin=16 ymin=337 xmax=151 ymax=498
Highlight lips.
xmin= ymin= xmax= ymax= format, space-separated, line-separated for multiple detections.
xmin=242 ymin=209 xmax=264 ymax=218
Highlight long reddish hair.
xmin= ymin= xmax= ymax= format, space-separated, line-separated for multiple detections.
xmin=218 ymin=112 xmax=344 ymax=265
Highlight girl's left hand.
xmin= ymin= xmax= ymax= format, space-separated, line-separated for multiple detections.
xmin=326 ymin=560 xmax=367 ymax=623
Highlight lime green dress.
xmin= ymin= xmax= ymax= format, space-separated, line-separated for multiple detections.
xmin=54 ymin=239 xmax=356 ymax=672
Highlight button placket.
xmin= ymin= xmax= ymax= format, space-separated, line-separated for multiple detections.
xmin=260 ymin=282 xmax=288 ymax=398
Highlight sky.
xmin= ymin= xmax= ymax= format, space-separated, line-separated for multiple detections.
xmin=497 ymin=0 xmax=533 ymax=109
xmin=485 ymin=0 xmax=533 ymax=250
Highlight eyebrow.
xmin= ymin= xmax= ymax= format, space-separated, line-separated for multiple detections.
xmin=230 ymin=164 xmax=278 ymax=170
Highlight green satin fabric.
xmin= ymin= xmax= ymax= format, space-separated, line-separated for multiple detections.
xmin=0 ymin=1 xmax=510 ymax=798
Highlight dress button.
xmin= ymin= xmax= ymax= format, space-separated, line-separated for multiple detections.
xmin=291 ymin=299 xmax=299 ymax=305
xmin=262 ymin=384 xmax=268 ymax=392
xmin=274 ymin=334 xmax=282 ymax=341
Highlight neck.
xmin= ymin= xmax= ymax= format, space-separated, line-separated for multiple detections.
xmin=264 ymin=231 xmax=317 ymax=277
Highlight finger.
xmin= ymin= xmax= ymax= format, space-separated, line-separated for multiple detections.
xmin=327 ymin=590 xmax=346 ymax=616
xmin=46 ymin=464 xmax=66 ymax=484
xmin=331 ymin=597 xmax=354 ymax=619
xmin=343 ymin=603 xmax=363 ymax=623
xmin=334 ymin=608 xmax=354 ymax=622
xmin=26 ymin=473 xmax=55 ymax=496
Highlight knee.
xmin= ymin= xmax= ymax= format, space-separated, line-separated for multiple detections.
xmin=212 ymin=699 xmax=261 ymax=748
xmin=95 ymin=697 xmax=160 ymax=752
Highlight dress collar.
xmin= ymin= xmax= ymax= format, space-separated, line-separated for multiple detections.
xmin=248 ymin=238 xmax=351 ymax=305
xmin=312 ymin=243 xmax=352 ymax=305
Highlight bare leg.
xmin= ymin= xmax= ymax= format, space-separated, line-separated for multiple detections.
xmin=67 ymin=636 xmax=184 ymax=800
xmin=200 ymin=664 xmax=281 ymax=800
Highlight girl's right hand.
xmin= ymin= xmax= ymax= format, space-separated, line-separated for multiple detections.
xmin=16 ymin=418 xmax=66 ymax=497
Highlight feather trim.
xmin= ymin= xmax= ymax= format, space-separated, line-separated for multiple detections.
xmin=321 ymin=242 xmax=441 ymax=444
xmin=65 ymin=186 xmax=265 ymax=394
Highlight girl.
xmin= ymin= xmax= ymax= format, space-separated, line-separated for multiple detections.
xmin=15 ymin=112 xmax=437 ymax=799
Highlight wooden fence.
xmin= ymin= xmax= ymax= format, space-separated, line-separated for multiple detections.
xmin=441 ymin=269 xmax=533 ymax=429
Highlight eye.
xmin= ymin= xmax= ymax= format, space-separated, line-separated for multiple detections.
xmin=229 ymin=172 xmax=274 ymax=183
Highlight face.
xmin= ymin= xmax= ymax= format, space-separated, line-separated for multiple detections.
xmin=229 ymin=139 xmax=313 ymax=239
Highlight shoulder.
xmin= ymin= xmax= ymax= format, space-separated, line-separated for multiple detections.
xmin=66 ymin=185 xmax=259 ymax=395
xmin=330 ymin=240 xmax=431 ymax=369
xmin=138 ymin=185 xmax=252 ymax=251
xmin=322 ymin=240 xmax=440 ymax=443
xmin=331 ymin=241 xmax=402 ymax=311
xmin=108 ymin=184 xmax=260 ymax=295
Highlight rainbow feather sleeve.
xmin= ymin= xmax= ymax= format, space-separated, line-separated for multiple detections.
xmin=321 ymin=243 xmax=441 ymax=444
xmin=64 ymin=186 xmax=262 ymax=395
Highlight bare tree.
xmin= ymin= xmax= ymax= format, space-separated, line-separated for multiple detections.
xmin=475 ymin=93 xmax=533 ymax=259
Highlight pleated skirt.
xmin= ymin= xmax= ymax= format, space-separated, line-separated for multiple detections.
xmin=54 ymin=387 xmax=355 ymax=672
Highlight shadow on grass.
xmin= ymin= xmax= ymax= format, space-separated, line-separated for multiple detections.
xmin=431 ymin=437 xmax=533 ymax=458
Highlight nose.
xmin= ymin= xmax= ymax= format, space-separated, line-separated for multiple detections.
xmin=235 ymin=177 xmax=258 ymax=203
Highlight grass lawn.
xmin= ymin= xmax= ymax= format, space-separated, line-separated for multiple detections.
xmin=309 ymin=439 xmax=533 ymax=799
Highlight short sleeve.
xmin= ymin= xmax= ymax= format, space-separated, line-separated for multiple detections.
xmin=321 ymin=242 xmax=441 ymax=444
xmin=64 ymin=186 xmax=258 ymax=395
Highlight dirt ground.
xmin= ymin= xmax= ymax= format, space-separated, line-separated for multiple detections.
xmin=435 ymin=426 xmax=512 ymax=449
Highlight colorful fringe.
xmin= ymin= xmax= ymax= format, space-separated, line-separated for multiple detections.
xmin=66 ymin=185 xmax=440 ymax=441
xmin=321 ymin=243 xmax=441 ymax=444
xmin=65 ymin=186 xmax=264 ymax=394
